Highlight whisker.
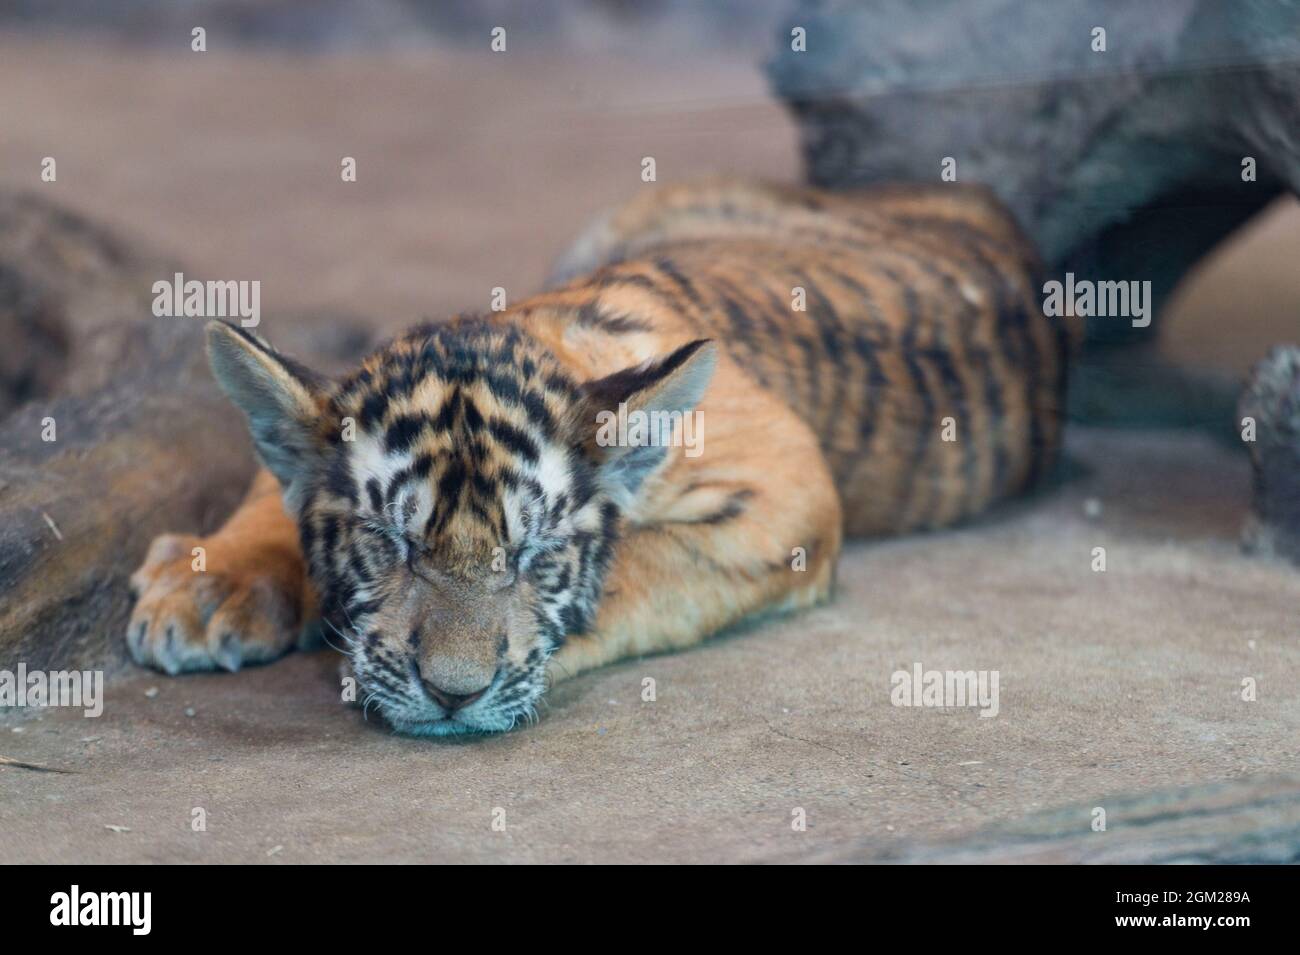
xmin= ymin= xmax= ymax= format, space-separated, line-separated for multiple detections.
xmin=548 ymin=655 xmax=573 ymax=682
xmin=337 ymin=603 xmax=366 ymax=643
xmin=319 ymin=619 xmax=350 ymax=654
xmin=322 ymin=616 xmax=359 ymax=651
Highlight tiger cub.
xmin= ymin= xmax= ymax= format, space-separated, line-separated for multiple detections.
xmin=127 ymin=180 xmax=1074 ymax=735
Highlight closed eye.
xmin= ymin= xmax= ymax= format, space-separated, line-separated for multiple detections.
xmin=402 ymin=538 xmax=446 ymax=586
xmin=359 ymin=518 xmax=406 ymax=547
xmin=357 ymin=518 xmax=431 ymax=569
xmin=517 ymin=536 xmax=566 ymax=573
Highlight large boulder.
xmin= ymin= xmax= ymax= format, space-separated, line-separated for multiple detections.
xmin=0 ymin=193 xmax=255 ymax=672
xmin=767 ymin=0 xmax=1300 ymax=344
xmin=0 ymin=193 xmax=371 ymax=671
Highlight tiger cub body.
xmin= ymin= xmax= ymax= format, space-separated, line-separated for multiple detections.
xmin=127 ymin=181 xmax=1074 ymax=735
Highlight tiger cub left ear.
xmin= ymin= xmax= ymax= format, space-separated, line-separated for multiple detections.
xmin=205 ymin=321 xmax=331 ymax=512
xmin=575 ymin=339 xmax=716 ymax=503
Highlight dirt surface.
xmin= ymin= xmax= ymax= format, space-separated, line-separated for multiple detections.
xmin=3 ymin=426 xmax=1298 ymax=863
xmin=1 ymin=40 xmax=1298 ymax=863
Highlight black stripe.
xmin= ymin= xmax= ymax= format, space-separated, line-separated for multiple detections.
xmin=926 ymin=345 xmax=974 ymax=518
xmin=886 ymin=264 xmax=935 ymax=525
xmin=324 ymin=456 xmax=358 ymax=505
xmin=792 ymin=267 xmax=849 ymax=450
xmin=487 ymin=418 xmax=540 ymax=463
xmin=654 ymin=257 xmax=707 ymax=315
xmin=691 ymin=489 xmax=755 ymax=525
xmin=427 ymin=458 xmax=467 ymax=534
xmin=384 ymin=413 xmax=427 ymax=453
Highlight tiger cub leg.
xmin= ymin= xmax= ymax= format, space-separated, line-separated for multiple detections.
xmin=127 ymin=468 xmax=315 ymax=674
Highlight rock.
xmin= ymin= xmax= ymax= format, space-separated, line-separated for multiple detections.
xmin=0 ymin=192 xmax=260 ymax=672
xmin=1239 ymin=345 xmax=1300 ymax=564
xmin=0 ymin=193 xmax=375 ymax=673
xmin=767 ymin=0 xmax=1300 ymax=345
xmin=0 ymin=263 xmax=69 ymax=417
xmin=799 ymin=775 xmax=1300 ymax=863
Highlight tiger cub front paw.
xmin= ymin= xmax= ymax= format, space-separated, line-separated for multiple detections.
xmin=127 ymin=532 xmax=306 ymax=674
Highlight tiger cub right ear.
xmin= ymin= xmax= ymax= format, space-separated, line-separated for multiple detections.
xmin=205 ymin=321 xmax=331 ymax=510
xmin=574 ymin=339 xmax=717 ymax=505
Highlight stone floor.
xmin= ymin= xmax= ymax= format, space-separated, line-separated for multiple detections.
xmin=3 ymin=426 xmax=1297 ymax=863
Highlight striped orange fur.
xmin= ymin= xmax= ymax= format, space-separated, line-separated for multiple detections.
xmin=126 ymin=180 xmax=1077 ymax=735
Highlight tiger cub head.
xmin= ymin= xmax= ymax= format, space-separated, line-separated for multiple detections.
xmin=205 ymin=319 xmax=715 ymax=735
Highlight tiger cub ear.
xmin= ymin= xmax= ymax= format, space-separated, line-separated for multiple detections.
xmin=575 ymin=339 xmax=716 ymax=503
xmin=205 ymin=321 xmax=330 ymax=509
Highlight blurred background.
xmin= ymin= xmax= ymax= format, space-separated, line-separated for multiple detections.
xmin=0 ymin=0 xmax=796 ymax=348
xmin=0 ymin=0 xmax=1295 ymax=375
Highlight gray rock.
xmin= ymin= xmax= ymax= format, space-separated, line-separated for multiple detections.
xmin=0 ymin=193 xmax=373 ymax=672
xmin=767 ymin=0 xmax=1300 ymax=344
xmin=1240 ymin=345 xmax=1300 ymax=564
xmin=799 ymin=775 xmax=1300 ymax=864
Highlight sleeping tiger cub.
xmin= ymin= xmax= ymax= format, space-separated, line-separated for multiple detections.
xmin=126 ymin=180 xmax=1076 ymax=735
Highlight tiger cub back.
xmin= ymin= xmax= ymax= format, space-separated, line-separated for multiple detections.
xmin=548 ymin=181 xmax=1078 ymax=537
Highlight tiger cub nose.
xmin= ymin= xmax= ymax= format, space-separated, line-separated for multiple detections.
xmin=421 ymin=679 xmax=489 ymax=712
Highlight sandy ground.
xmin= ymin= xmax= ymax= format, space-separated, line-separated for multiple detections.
xmin=1 ymin=40 xmax=1298 ymax=863
xmin=3 ymin=426 xmax=1298 ymax=863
